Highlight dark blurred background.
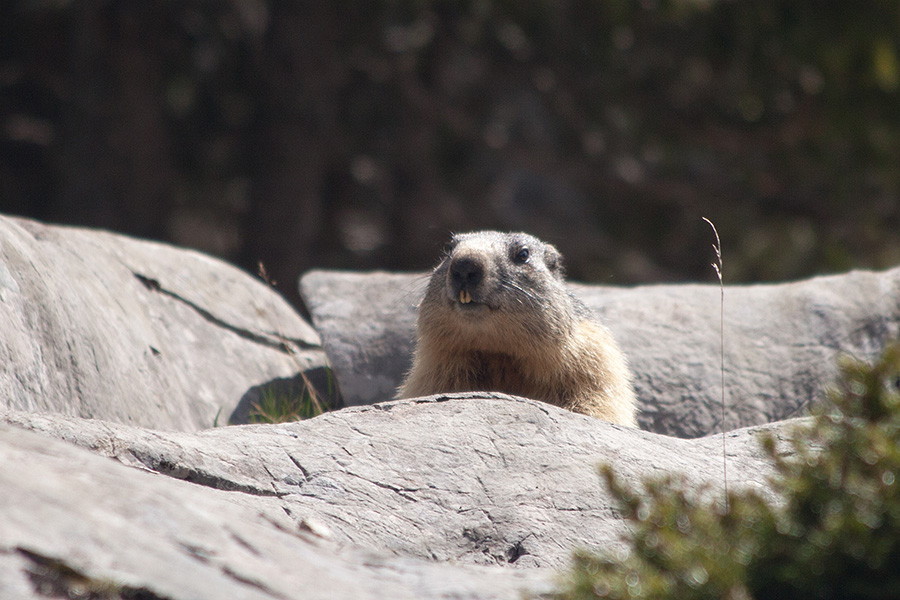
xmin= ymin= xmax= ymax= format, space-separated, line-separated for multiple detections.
xmin=3 ymin=0 xmax=899 ymax=312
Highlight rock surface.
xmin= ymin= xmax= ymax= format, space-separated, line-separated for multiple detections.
xmin=0 ymin=419 xmax=555 ymax=600
xmin=300 ymin=267 xmax=900 ymax=437
xmin=0 ymin=215 xmax=328 ymax=431
xmin=2 ymin=394 xmax=788 ymax=580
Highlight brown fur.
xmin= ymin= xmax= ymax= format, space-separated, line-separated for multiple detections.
xmin=397 ymin=231 xmax=638 ymax=427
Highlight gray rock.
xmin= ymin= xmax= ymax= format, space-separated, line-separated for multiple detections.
xmin=0 ymin=215 xmax=329 ymax=431
xmin=2 ymin=395 xmax=787 ymax=574
xmin=301 ymin=270 xmax=425 ymax=407
xmin=0 ymin=421 xmax=556 ymax=600
xmin=300 ymin=267 xmax=900 ymax=437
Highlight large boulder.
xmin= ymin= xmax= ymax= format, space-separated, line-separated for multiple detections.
xmin=2 ymin=394 xmax=786 ymax=578
xmin=0 ymin=215 xmax=329 ymax=431
xmin=300 ymin=267 xmax=900 ymax=437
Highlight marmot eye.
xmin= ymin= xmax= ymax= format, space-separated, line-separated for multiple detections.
xmin=513 ymin=246 xmax=530 ymax=264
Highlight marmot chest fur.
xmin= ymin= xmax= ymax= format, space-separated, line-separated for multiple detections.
xmin=397 ymin=231 xmax=637 ymax=427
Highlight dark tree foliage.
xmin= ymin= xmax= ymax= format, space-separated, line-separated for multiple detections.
xmin=2 ymin=1 xmax=899 ymax=309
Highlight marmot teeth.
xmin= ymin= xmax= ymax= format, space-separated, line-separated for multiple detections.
xmin=459 ymin=289 xmax=472 ymax=304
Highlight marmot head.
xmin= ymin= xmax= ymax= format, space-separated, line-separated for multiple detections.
xmin=417 ymin=231 xmax=576 ymax=355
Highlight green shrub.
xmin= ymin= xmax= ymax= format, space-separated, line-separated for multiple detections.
xmin=557 ymin=342 xmax=900 ymax=600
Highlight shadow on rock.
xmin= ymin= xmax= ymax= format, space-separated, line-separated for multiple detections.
xmin=229 ymin=367 xmax=341 ymax=424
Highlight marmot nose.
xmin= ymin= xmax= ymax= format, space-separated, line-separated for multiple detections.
xmin=450 ymin=256 xmax=484 ymax=288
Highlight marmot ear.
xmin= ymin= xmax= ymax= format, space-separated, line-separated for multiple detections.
xmin=544 ymin=244 xmax=564 ymax=277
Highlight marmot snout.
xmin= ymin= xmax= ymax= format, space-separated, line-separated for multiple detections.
xmin=397 ymin=230 xmax=638 ymax=427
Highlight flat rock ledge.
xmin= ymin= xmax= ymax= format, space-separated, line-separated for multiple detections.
xmin=1 ymin=394 xmax=795 ymax=599
xmin=0 ymin=420 xmax=552 ymax=600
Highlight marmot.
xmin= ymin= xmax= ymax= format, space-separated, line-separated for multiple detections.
xmin=397 ymin=231 xmax=637 ymax=427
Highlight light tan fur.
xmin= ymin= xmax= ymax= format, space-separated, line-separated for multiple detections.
xmin=397 ymin=231 xmax=638 ymax=427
